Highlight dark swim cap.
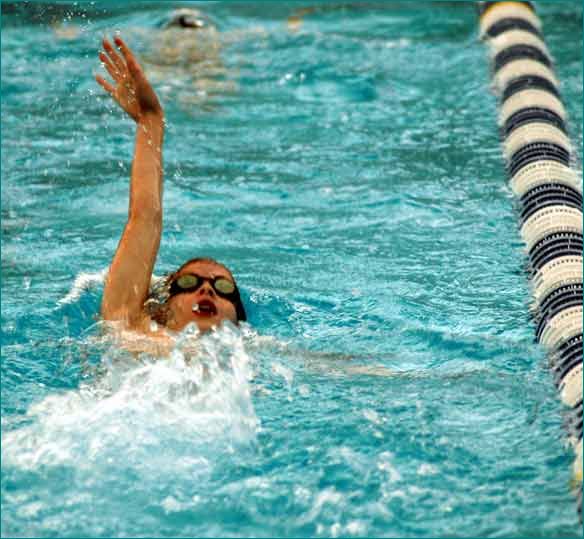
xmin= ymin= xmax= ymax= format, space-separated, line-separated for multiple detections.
xmin=159 ymin=9 xmax=216 ymax=31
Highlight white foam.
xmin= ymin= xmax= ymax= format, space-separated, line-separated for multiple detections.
xmin=1 ymin=324 xmax=259 ymax=477
xmin=57 ymin=270 xmax=167 ymax=308
xmin=56 ymin=268 xmax=108 ymax=306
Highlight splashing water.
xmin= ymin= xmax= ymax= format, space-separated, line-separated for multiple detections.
xmin=2 ymin=326 xmax=259 ymax=536
xmin=4 ymin=324 xmax=258 ymax=467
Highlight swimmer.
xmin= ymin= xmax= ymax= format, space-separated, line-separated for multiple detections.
xmin=159 ymin=8 xmax=215 ymax=31
xmin=93 ymin=8 xmax=268 ymax=114
xmin=93 ymin=35 xmax=395 ymax=374
xmin=150 ymin=8 xmax=222 ymax=66
xmin=95 ymin=36 xmax=246 ymax=345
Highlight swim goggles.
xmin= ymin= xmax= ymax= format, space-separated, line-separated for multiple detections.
xmin=176 ymin=15 xmax=207 ymax=29
xmin=168 ymin=273 xmax=236 ymax=299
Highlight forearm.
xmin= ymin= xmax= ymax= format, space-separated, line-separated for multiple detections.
xmin=101 ymin=113 xmax=165 ymax=324
xmin=103 ymin=216 xmax=162 ymax=322
xmin=97 ymin=36 xmax=167 ymax=328
xmin=129 ymin=113 xmax=165 ymax=221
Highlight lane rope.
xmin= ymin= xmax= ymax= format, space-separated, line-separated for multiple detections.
xmin=478 ymin=0 xmax=583 ymax=517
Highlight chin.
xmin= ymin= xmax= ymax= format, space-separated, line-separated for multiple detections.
xmin=174 ymin=315 xmax=236 ymax=334
xmin=193 ymin=316 xmax=224 ymax=333
xmin=194 ymin=321 xmax=215 ymax=333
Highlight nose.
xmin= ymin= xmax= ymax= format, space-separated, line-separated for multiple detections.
xmin=197 ymin=281 xmax=216 ymax=297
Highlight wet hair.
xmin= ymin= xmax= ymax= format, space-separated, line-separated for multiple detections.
xmin=144 ymin=257 xmax=247 ymax=326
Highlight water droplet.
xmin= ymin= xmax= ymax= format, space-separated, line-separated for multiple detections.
xmin=271 ymin=361 xmax=294 ymax=387
xmin=417 ymin=463 xmax=438 ymax=476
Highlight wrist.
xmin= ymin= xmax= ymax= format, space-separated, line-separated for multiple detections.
xmin=138 ymin=110 xmax=165 ymax=128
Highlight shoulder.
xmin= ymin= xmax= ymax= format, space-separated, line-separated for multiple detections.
xmin=103 ymin=316 xmax=177 ymax=357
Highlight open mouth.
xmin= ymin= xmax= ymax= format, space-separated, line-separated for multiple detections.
xmin=192 ymin=299 xmax=217 ymax=317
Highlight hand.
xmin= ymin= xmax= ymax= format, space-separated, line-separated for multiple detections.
xmin=96 ymin=36 xmax=163 ymax=123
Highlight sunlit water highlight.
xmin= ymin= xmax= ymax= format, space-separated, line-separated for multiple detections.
xmin=1 ymin=2 xmax=582 ymax=537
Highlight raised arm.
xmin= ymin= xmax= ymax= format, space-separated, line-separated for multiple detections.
xmin=96 ymin=36 xmax=164 ymax=330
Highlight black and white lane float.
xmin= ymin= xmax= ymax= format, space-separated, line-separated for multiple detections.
xmin=478 ymin=0 xmax=583 ymax=517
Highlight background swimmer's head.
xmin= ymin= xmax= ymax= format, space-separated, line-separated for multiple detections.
xmin=159 ymin=8 xmax=217 ymax=32
xmin=145 ymin=257 xmax=246 ymax=333
xmin=151 ymin=8 xmax=221 ymax=68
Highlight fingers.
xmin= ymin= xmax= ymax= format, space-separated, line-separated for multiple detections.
xmin=95 ymin=74 xmax=115 ymax=95
xmin=99 ymin=51 xmax=119 ymax=82
xmin=113 ymin=36 xmax=143 ymax=78
xmin=102 ymin=38 xmax=125 ymax=74
xmin=99 ymin=36 xmax=144 ymax=83
xmin=113 ymin=36 xmax=133 ymax=64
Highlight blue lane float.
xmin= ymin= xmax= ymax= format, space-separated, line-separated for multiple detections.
xmin=478 ymin=1 xmax=583 ymax=516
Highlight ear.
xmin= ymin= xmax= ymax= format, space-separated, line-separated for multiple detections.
xmin=147 ymin=301 xmax=171 ymax=326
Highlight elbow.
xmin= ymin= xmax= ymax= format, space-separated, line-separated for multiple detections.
xmin=100 ymin=302 xmax=127 ymax=325
xmin=128 ymin=207 xmax=162 ymax=225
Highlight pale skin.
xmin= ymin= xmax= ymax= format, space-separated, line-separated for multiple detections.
xmin=96 ymin=36 xmax=237 ymax=338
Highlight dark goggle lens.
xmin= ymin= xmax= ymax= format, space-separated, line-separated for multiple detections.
xmin=175 ymin=274 xmax=235 ymax=295
xmin=176 ymin=274 xmax=199 ymax=289
xmin=214 ymin=278 xmax=235 ymax=295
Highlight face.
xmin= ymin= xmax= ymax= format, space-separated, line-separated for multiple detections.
xmin=165 ymin=260 xmax=238 ymax=333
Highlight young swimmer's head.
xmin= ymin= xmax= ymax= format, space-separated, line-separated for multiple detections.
xmin=146 ymin=257 xmax=246 ymax=333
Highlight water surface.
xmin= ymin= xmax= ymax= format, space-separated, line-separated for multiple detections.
xmin=1 ymin=2 xmax=582 ymax=537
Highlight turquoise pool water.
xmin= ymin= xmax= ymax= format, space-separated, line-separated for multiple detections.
xmin=1 ymin=2 xmax=582 ymax=537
